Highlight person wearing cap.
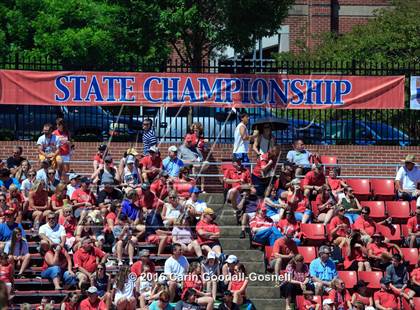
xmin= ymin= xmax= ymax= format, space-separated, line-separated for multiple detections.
xmin=236 ymin=186 xmax=259 ymax=238
xmin=66 ymin=172 xmax=80 ymax=199
xmin=141 ymin=145 xmax=162 ymax=183
xmin=328 ymin=278 xmax=351 ymax=310
xmin=141 ymin=118 xmax=157 ymax=156
xmin=374 ymin=277 xmax=399 ymax=310
xmin=322 ymin=298 xmax=334 ymax=310
xmin=407 ymin=204 xmax=420 ymax=248
xmin=150 ymin=171 xmax=170 ymax=200
xmin=70 ymin=177 xmax=96 ymax=218
xmin=351 ymin=280 xmax=374 ymax=309
xmin=37 ymin=123 xmax=63 ymax=174
xmin=164 ymin=243 xmax=190 ymax=301
xmin=367 ymin=232 xmax=401 ymax=270
xmin=270 ymin=227 xmax=299 ymax=276
xmin=80 ymin=286 xmax=107 ymax=310
xmin=185 ymin=186 xmax=208 ymax=220
xmin=328 ymin=205 xmax=351 ymax=247
xmin=309 ymin=245 xmax=337 ymax=295
xmin=97 ymin=181 xmax=123 ymax=209
xmin=93 ymin=144 xmax=108 ymax=172
xmin=92 ymin=155 xmax=120 ymax=187
xmin=201 ymin=251 xmax=219 ymax=300
xmin=224 ymin=157 xmax=251 ymax=211
xmin=249 ymin=204 xmax=282 ymax=246
xmin=136 ymin=181 xmax=164 ymax=212
xmin=251 ymin=145 xmax=281 ymax=197
xmin=302 ymin=163 xmax=327 ymax=198
xmin=395 ymin=154 xmax=420 ymax=201
xmin=233 ymin=112 xmax=259 ymax=166
xmin=130 ymin=249 xmax=156 ymax=277
xmin=162 ymin=145 xmax=184 ymax=178
xmin=218 ymin=290 xmax=239 ymax=310
xmin=120 ymin=155 xmax=141 ymax=192
xmin=196 ymin=208 xmax=222 ymax=256
xmin=0 ymin=168 xmax=20 ymax=191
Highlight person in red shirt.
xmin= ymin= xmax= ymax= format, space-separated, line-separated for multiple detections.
xmin=407 ymin=205 xmax=420 ymax=248
xmin=343 ymin=232 xmax=371 ymax=271
xmin=302 ymin=290 xmax=320 ymax=310
xmin=136 ymin=182 xmax=163 ymax=212
xmin=73 ymin=237 xmax=108 ymax=289
xmin=328 ymin=205 xmax=351 ymax=248
xmin=141 ymin=145 xmax=162 ymax=183
xmin=328 ymin=278 xmax=351 ymax=310
xmin=351 ymin=280 xmax=374 ymax=309
xmin=374 ymin=277 xmax=399 ymax=310
xmin=80 ymin=286 xmax=107 ymax=310
xmin=182 ymin=262 xmax=214 ymax=309
xmin=367 ymin=233 xmax=402 ymax=271
xmin=277 ymin=210 xmax=301 ymax=235
xmin=410 ymin=257 xmax=420 ymax=298
xmin=93 ymin=144 xmax=108 ymax=172
xmin=130 ymin=249 xmax=156 ymax=277
xmin=53 ymin=118 xmax=72 ymax=176
xmin=327 ymin=168 xmax=347 ymax=197
xmin=196 ymin=208 xmax=222 ymax=256
xmin=0 ymin=253 xmax=13 ymax=296
xmin=173 ymin=166 xmax=196 ymax=200
xmin=314 ymin=185 xmax=336 ymax=225
xmin=270 ymin=227 xmax=299 ymax=275
xmin=150 ymin=171 xmax=170 ymax=200
xmin=302 ymin=164 xmax=326 ymax=198
xmin=250 ymin=206 xmax=282 ymax=246
xmin=251 ymin=146 xmax=280 ymax=197
xmin=224 ymin=157 xmax=251 ymax=211
xmin=352 ymin=206 xmax=383 ymax=241
xmin=286 ymin=179 xmax=312 ymax=224
xmin=70 ymin=177 xmax=96 ymax=218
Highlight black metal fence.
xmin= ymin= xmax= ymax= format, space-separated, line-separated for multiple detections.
xmin=0 ymin=54 xmax=419 ymax=145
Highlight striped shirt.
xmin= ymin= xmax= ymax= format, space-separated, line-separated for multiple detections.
xmin=142 ymin=129 xmax=157 ymax=155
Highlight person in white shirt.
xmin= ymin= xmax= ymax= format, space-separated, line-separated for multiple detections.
xmin=37 ymin=123 xmax=63 ymax=173
xmin=185 ymin=187 xmax=208 ymax=220
xmin=66 ymin=173 xmax=80 ymax=199
xmin=395 ymin=155 xmax=420 ymax=201
xmin=233 ymin=112 xmax=259 ymax=166
xmin=39 ymin=212 xmax=66 ymax=248
xmin=286 ymin=139 xmax=319 ymax=176
xmin=164 ymin=243 xmax=189 ymax=301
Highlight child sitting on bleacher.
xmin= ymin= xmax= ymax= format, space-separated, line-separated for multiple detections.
xmin=302 ymin=290 xmax=319 ymax=310
xmin=0 ymin=253 xmax=13 ymax=297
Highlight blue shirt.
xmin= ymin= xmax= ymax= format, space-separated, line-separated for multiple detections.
xmin=309 ymin=258 xmax=337 ymax=282
xmin=121 ymin=199 xmax=142 ymax=221
xmin=149 ymin=300 xmax=173 ymax=310
xmin=162 ymin=157 xmax=184 ymax=177
xmin=0 ymin=222 xmax=26 ymax=241
xmin=286 ymin=150 xmax=312 ymax=168
xmin=0 ymin=178 xmax=20 ymax=190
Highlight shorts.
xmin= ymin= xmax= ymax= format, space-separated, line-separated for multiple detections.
xmin=202 ymin=240 xmax=221 ymax=249
xmin=146 ymin=234 xmax=172 ymax=245
xmin=246 ymin=212 xmax=256 ymax=219
xmin=60 ymin=154 xmax=71 ymax=163
xmin=294 ymin=210 xmax=312 ymax=222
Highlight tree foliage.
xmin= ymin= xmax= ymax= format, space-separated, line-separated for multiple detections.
xmin=276 ymin=0 xmax=420 ymax=64
xmin=155 ymin=0 xmax=294 ymax=68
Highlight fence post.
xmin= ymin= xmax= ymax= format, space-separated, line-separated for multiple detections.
xmin=351 ymin=59 xmax=357 ymax=145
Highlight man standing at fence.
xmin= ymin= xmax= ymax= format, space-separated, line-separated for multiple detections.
xmin=142 ymin=118 xmax=157 ymax=156
xmin=233 ymin=112 xmax=259 ymax=165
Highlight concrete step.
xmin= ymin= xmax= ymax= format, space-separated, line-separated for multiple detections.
xmin=200 ymin=193 xmax=225 ymax=204
xmin=220 ymin=238 xmax=251 ymax=250
xmin=241 ymin=261 xmax=266 ymax=274
xmin=247 ymin=286 xmax=281 ymax=299
xmin=252 ymin=298 xmax=286 ymax=310
xmin=220 ymin=225 xmax=244 ymax=237
xmin=223 ymin=250 xmax=263 ymax=262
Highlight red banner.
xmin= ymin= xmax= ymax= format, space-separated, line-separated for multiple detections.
xmin=0 ymin=69 xmax=405 ymax=109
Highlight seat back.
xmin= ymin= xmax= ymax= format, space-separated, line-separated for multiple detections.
xmin=371 ymin=179 xmax=395 ymax=200
xmin=360 ymin=201 xmax=386 ymax=221
xmin=385 ymin=201 xmax=410 ymax=221
xmin=376 ymin=224 xmax=402 ymax=242
xmin=358 ymin=271 xmax=383 ymax=289
xmin=297 ymin=246 xmax=317 ymax=263
xmin=400 ymin=248 xmax=419 ymax=266
xmin=337 ymin=271 xmax=357 ymax=289
xmin=345 ymin=179 xmax=371 ymax=200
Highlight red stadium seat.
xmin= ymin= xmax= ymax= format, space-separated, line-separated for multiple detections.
xmin=296 ymin=295 xmax=322 ymax=310
xmin=410 ymin=200 xmax=417 ymax=214
xmin=220 ymin=163 xmax=234 ymax=174
xmin=264 ymin=246 xmax=273 ymax=262
xmin=297 ymin=247 xmax=317 ymax=263
xmin=376 ymin=224 xmax=402 ymax=243
xmin=402 ymin=297 xmax=420 ymax=310
xmin=337 ymin=271 xmax=357 ymax=289
xmin=401 ymin=248 xmax=419 ymax=266
xmin=371 ymin=179 xmax=395 ymax=201
xmin=385 ymin=201 xmax=411 ymax=222
xmin=360 ymin=201 xmax=386 ymax=221
xmin=345 ymin=179 xmax=371 ymax=200
xmin=358 ymin=271 xmax=383 ymax=289
xmin=300 ymin=224 xmax=326 ymax=244
xmin=320 ymin=156 xmax=338 ymax=165
xmin=401 ymin=224 xmax=409 ymax=237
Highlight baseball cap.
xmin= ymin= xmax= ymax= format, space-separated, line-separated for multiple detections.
xmin=323 ymin=299 xmax=334 ymax=306
xmin=87 ymin=286 xmax=98 ymax=294
xmin=98 ymin=144 xmax=107 ymax=152
xmin=80 ymin=177 xmax=92 ymax=184
xmin=139 ymin=249 xmax=150 ymax=257
xmin=203 ymin=208 xmax=214 ymax=215
xmin=69 ymin=173 xmax=80 ymax=180
xmin=168 ymin=145 xmax=178 ymax=152
xmin=226 ymin=255 xmax=238 ymax=264
xmin=189 ymin=186 xmax=201 ymax=194
xmin=185 ymin=134 xmax=194 ymax=142
xmin=207 ymin=251 xmax=217 ymax=260
xmin=126 ymin=147 xmax=138 ymax=156
xmin=149 ymin=146 xmax=159 ymax=153
xmin=126 ymin=156 xmax=135 ymax=164
xmin=223 ymin=290 xmax=233 ymax=296
xmin=104 ymin=156 xmax=113 ymax=163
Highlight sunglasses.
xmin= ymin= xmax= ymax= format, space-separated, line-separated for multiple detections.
xmin=28 ymin=174 xmax=35 ymax=177
xmin=48 ymin=217 xmax=56 ymax=220
xmin=97 ymin=267 xmax=104 ymax=270
xmin=48 ymin=172 xmax=55 ymax=175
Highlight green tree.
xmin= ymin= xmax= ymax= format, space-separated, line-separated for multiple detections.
xmin=276 ymin=0 xmax=420 ymax=64
xmin=155 ymin=0 xmax=294 ymax=69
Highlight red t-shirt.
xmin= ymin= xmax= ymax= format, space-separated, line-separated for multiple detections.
xmin=328 ymin=289 xmax=351 ymax=309
xmin=277 ymin=219 xmax=300 ymax=233
xmin=130 ymin=260 xmax=156 ymax=277
xmin=327 ymin=177 xmax=342 ymax=191
xmin=0 ymin=264 xmax=13 ymax=283
xmin=93 ymin=153 xmax=103 ymax=165
xmin=352 ymin=216 xmax=376 ymax=236
xmin=329 ymin=216 xmax=351 ymax=238
xmin=136 ymin=189 xmax=162 ymax=210
xmin=373 ymin=289 xmax=398 ymax=309
xmin=410 ymin=267 xmax=420 ymax=282
xmin=141 ymin=155 xmax=162 ymax=178
xmin=224 ymin=168 xmax=251 ymax=189
xmin=252 ymin=154 xmax=270 ymax=178
xmin=302 ymin=171 xmax=325 ymax=187
xmin=353 ymin=293 xmax=371 ymax=306
xmin=271 ymin=237 xmax=298 ymax=261
xmin=173 ymin=179 xmax=196 ymax=199
xmin=249 ymin=215 xmax=273 ymax=231
xmin=230 ymin=279 xmax=246 ymax=296
xmin=150 ymin=178 xmax=169 ymax=200
xmin=407 ymin=216 xmax=419 ymax=233
xmin=196 ymin=220 xmax=220 ymax=245
xmin=73 ymin=247 xmax=105 ymax=273
xmin=51 ymin=194 xmax=65 ymax=209
xmin=287 ymin=191 xmax=304 ymax=211
xmin=295 ymin=197 xmax=309 ymax=213
xmin=104 ymin=212 xmax=117 ymax=233
xmin=79 ymin=298 xmax=106 ymax=310
xmin=182 ymin=274 xmax=203 ymax=298
xmin=59 ymin=216 xmax=77 ymax=238
xmin=52 ymin=129 xmax=70 ymax=156
xmin=71 ymin=189 xmax=96 ymax=206
xmin=303 ymin=298 xmax=318 ymax=309
xmin=367 ymin=242 xmax=389 ymax=257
